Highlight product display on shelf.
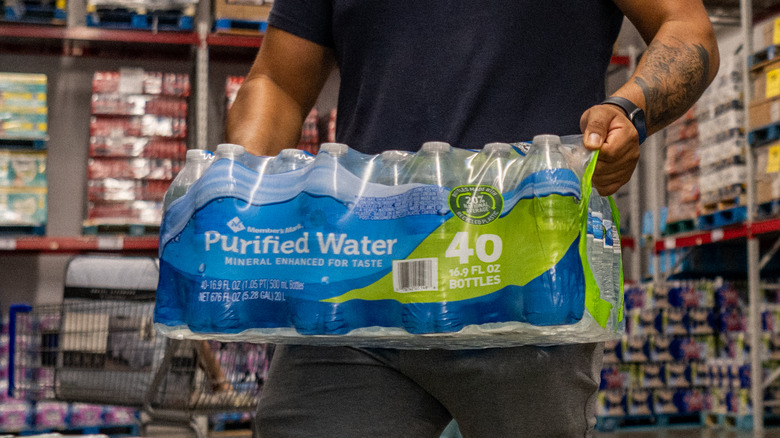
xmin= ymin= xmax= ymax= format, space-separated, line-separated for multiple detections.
xmin=213 ymin=0 xmax=271 ymax=35
xmin=0 ymin=72 xmax=48 ymax=233
xmin=155 ymin=135 xmax=624 ymax=348
xmin=2 ymin=0 xmax=66 ymax=24
xmin=85 ymin=68 xmax=188 ymax=234
xmin=696 ymin=53 xmax=746 ymax=231
xmin=662 ymin=52 xmax=746 ymax=237
xmin=596 ymin=280 xmax=777 ymax=429
xmin=85 ymin=0 xmax=197 ymax=31
xmin=750 ymin=39 xmax=780 ymax=219
xmin=0 ymin=72 xmax=47 ymax=143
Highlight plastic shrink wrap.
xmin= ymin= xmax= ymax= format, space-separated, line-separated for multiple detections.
xmin=155 ymin=135 xmax=624 ymax=348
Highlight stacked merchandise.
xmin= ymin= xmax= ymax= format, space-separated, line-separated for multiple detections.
xmin=213 ymin=0 xmax=271 ymax=35
xmin=597 ymin=280 xmax=780 ymax=429
xmin=86 ymin=68 xmax=188 ymax=233
xmin=751 ymin=17 xmax=780 ymax=217
xmin=598 ymin=281 xmax=719 ymax=425
xmin=702 ymin=282 xmax=780 ymax=424
xmin=706 ymin=282 xmax=752 ymax=424
xmin=661 ymin=51 xmax=745 ymax=235
xmin=85 ymin=0 xmax=197 ymax=31
xmin=225 ymin=75 xmax=325 ymax=154
xmin=0 ymin=73 xmax=48 ymax=233
xmin=663 ymin=110 xmax=699 ymax=235
xmin=695 ymin=53 xmax=746 ymax=230
xmin=3 ymin=0 xmax=66 ymax=23
xmin=0 ymin=73 xmax=47 ymax=143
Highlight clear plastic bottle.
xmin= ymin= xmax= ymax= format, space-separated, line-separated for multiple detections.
xmin=601 ymin=206 xmax=616 ymax=325
xmin=588 ymin=193 xmax=618 ymax=327
xmin=266 ymin=148 xmax=314 ymax=174
xmin=469 ymin=142 xmax=513 ymax=192
xmin=371 ymin=150 xmax=411 ymax=186
xmin=586 ymin=198 xmax=596 ymax=280
xmin=611 ymin=220 xmax=623 ymax=331
xmin=516 ymin=134 xmax=583 ymax=326
xmin=401 ymin=141 xmax=461 ymax=187
xmin=214 ymin=143 xmax=246 ymax=162
xmin=590 ymin=196 xmax=606 ymax=282
xmin=316 ymin=142 xmax=349 ymax=192
xmin=162 ymin=149 xmax=214 ymax=211
xmin=320 ymin=142 xmax=349 ymax=158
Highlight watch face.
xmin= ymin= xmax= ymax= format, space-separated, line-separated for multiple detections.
xmin=632 ymin=109 xmax=647 ymax=143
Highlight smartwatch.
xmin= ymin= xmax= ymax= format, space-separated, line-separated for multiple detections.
xmin=601 ymin=96 xmax=647 ymax=144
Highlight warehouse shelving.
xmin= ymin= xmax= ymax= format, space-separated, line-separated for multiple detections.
xmin=0 ymin=235 xmax=157 ymax=252
xmin=641 ymin=1 xmax=780 ymax=433
xmin=0 ymin=23 xmax=200 ymax=44
xmin=654 ymin=217 xmax=780 ymax=253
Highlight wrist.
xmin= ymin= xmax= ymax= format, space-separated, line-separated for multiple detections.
xmin=601 ymin=96 xmax=647 ymax=144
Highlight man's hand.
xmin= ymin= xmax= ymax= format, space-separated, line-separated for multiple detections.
xmin=580 ymin=104 xmax=641 ymax=196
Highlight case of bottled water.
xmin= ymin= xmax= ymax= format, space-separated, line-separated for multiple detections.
xmin=155 ymin=135 xmax=624 ymax=348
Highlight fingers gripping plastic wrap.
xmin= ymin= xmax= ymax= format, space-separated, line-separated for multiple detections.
xmin=155 ymin=135 xmax=624 ymax=349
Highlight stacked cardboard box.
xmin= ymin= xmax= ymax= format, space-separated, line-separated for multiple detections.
xmin=696 ymin=53 xmax=746 ymax=217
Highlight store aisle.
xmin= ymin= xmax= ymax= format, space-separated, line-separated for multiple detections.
xmin=144 ymin=425 xmax=780 ymax=437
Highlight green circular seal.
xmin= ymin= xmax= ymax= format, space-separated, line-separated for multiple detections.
xmin=448 ymin=185 xmax=504 ymax=225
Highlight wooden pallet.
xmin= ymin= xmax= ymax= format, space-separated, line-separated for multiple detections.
xmin=663 ymin=219 xmax=697 ymax=236
xmin=213 ymin=18 xmax=268 ymax=36
xmin=701 ymin=412 xmax=753 ymax=430
xmin=750 ymin=44 xmax=780 ymax=68
xmin=4 ymin=0 xmax=66 ymax=23
xmin=14 ymin=424 xmax=140 ymax=436
xmin=82 ymin=222 xmax=159 ymax=236
xmin=697 ymin=206 xmax=747 ymax=230
xmin=86 ymin=7 xmax=193 ymax=31
xmin=759 ymin=198 xmax=780 ymax=219
xmin=0 ymin=224 xmax=45 ymax=235
xmin=595 ymin=413 xmax=702 ymax=432
xmin=699 ymin=195 xmax=743 ymax=216
xmin=0 ymin=138 xmax=47 ymax=150
xmin=750 ymin=121 xmax=780 ymax=147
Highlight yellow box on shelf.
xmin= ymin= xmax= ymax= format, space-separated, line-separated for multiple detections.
xmin=0 ymin=186 xmax=47 ymax=226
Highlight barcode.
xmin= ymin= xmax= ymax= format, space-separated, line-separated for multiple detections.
xmin=392 ymin=258 xmax=438 ymax=293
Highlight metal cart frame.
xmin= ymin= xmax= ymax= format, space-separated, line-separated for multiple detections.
xmin=6 ymin=255 xmax=269 ymax=438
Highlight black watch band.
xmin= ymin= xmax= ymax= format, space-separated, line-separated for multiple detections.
xmin=601 ymin=96 xmax=647 ymax=144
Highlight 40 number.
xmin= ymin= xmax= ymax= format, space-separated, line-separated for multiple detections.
xmin=445 ymin=232 xmax=502 ymax=264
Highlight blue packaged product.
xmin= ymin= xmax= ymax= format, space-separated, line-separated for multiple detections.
xmin=155 ymin=134 xmax=623 ymax=348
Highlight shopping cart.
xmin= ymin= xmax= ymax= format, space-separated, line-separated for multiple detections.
xmin=7 ymin=255 xmax=271 ymax=438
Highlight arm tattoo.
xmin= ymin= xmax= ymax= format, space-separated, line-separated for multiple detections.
xmin=633 ymin=38 xmax=710 ymax=131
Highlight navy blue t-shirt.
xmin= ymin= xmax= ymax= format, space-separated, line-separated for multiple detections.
xmin=269 ymin=1 xmax=623 ymax=154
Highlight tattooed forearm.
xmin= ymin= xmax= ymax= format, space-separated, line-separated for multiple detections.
xmin=633 ymin=38 xmax=710 ymax=131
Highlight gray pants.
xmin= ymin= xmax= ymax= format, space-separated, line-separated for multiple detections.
xmin=255 ymin=343 xmax=603 ymax=438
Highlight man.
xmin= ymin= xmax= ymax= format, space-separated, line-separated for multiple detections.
xmin=227 ymin=1 xmax=718 ymax=436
